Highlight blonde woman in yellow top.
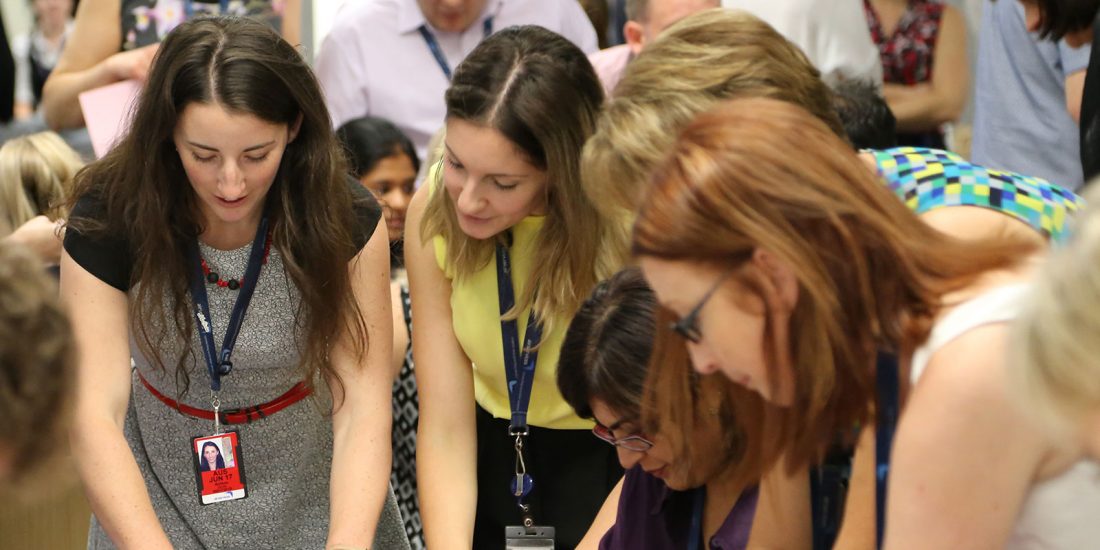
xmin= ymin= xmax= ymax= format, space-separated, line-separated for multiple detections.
xmin=406 ymin=26 xmax=628 ymax=550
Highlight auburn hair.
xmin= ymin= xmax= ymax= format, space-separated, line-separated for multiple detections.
xmin=634 ymin=98 xmax=1038 ymax=479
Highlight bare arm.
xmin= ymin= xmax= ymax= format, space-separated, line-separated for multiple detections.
xmin=6 ymin=216 xmax=63 ymax=265
xmin=61 ymin=251 xmax=172 ymax=549
xmin=327 ymin=219 xmax=395 ymax=548
xmin=576 ymin=475 xmax=623 ymax=549
xmin=884 ymin=325 xmax=1047 ymax=549
xmin=746 ymin=457 xmax=812 ymax=550
xmin=407 ymin=185 xmax=479 ymax=549
xmin=832 ymin=426 xmax=877 ymax=550
xmin=1066 ymin=69 xmax=1087 ymax=123
xmin=41 ymin=0 xmax=158 ymax=130
xmin=280 ymin=0 xmax=301 ymax=47
xmin=883 ymin=5 xmax=969 ymax=133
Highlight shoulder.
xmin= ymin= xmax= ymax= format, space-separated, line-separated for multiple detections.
xmin=63 ymin=192 xmax=133 ymax=292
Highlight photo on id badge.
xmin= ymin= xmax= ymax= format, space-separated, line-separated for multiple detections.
xmin=192 ymin=432 xmax=248 ymax=505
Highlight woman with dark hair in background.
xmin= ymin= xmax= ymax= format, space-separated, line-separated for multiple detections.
xmin=406 ymin=25 xmax=628 ymax=549
xmin=337 ymin=115 xmax=423 ymax=548
xmin=61 ymin=16 xmax=407 ymax=549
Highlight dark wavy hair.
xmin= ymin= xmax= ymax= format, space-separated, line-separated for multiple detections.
xmin=200 ymin=441 xmax=226 ymax=471
xmin=336 ymin=116 xmax=420 ymax=179
xmin=65 ymin=16 xmax=367 ymax=401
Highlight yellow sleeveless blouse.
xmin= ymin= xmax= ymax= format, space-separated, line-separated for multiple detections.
xmin=432 ymin=208 xmax=592 ymax=430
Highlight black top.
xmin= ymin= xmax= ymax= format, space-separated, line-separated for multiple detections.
xmin=1081 ymin=15 xmax=1100 ymax=185
xmin=0 ymin=8 xmax=15 ymax=123
xmin=64 ymin=177 xmax=383 ymax=291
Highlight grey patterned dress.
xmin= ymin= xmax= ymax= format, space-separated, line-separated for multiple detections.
xmin=83 ymin=243 xmax=409 ymax=549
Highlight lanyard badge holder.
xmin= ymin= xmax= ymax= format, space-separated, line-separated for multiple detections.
xmin=187 ymin=217 xmax=268 ymax=505
xmin=496 ymin=238 xmax=555 ymax=549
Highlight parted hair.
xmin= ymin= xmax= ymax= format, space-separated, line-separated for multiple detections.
xmin=0 ymin=132 xmax=82 ymax=237
xmin=634 ymin=98 xmax=1037 ymax=480
xmin=0 ymin=242 xmax=74 ymax=488
xmin=66 ymin=16 xmax=367 ymax=401
xmin=1012 ymin=182 xmax=1100 ymax=437
xmin=421 ymin=25 xmax=628 ymax=330
xmin=581 ymin=8 xmax=844 ymax=219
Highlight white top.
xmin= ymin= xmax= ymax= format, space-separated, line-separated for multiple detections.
xmin=721 ymin=0 xmax=882 ymax=86
xmin=314 ymin=0 xmax=598 ymax=162
xmin=910 ymin=284 xmax=1100 ymax=549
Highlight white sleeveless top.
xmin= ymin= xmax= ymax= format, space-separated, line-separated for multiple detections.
xmin=910 ymin=284 xmax=1100 ymax=549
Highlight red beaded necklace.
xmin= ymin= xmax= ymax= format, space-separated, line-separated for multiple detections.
xmin=200 ymin=231 xmax=273 ymax=290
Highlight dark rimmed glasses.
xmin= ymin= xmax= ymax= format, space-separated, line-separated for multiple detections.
xmin=669 ymin=266 xmax=739 ymax=343
xmin=591 ymin=423 xmax=655 ymax=452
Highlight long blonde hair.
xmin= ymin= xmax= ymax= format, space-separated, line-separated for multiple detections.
xmin=0 ymin=132 xmax=82 ymax=237
xmin=421 ymin=26 xmax=628 ymax=328
xmin=582 ymin=8 xmax=844 ymax=219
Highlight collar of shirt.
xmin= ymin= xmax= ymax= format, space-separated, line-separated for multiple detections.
xmin=648 ymin=476 xmax=760 ymax=550
xmin=397 ymin=0 xmax=505 ymax=35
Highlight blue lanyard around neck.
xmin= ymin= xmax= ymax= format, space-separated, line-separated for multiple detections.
xmin=184 ymin=0 xmax=232 ymax=19
xmin=188 ymin=217 xmax=269 ymax=392
xmin=688 ymin=487 xmax=705 ymax=550
xmin=495 ymin=235 xmax=542 ymax=435
xmin=418 ymin=16 xmax=494 ymax=80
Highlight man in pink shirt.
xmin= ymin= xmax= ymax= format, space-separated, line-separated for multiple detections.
xmin=315 ymin=0 xmax=597 ymax=162
xmin=589 ymin=0 xmax=718 ymax=97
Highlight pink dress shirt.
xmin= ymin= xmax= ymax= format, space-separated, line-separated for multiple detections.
xmin=588 ymin=44 xmax=634 ymax=98
xmin=315 ymin=0 xmax=598 ymax=162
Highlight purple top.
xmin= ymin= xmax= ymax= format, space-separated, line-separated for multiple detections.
xmin=599 ymin=466 xmax=758 ymax=550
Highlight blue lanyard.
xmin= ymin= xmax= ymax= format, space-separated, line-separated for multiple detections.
xmin=688 ymin=487 xmax=705 ymax=550
xmin=187 ymin=217 xmax=269 ymax=392
xmin=495 ymin=236 xmax=542 ymax=435
xmin=418 ymin=16 xmax=494 ymax=80
xmin=874 ymin=351 xmax=899 ymax=550
xmin=184 ymin=0 xmax=232 ymax=19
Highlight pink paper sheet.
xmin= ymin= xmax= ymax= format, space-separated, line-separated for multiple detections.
xmin=78 ymin=80 xmax=142 ymax=158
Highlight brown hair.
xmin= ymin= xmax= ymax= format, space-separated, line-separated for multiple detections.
xmin=634 ymin=98 xmax=1037 ymax=479
xmin=65 ymin=17 xmax=367 ymax=401
xmin=421 ymin=26 xmax=628 ymax=331
xmin=0 ymin=242 xmax=74 ymax=489
xmin=582 ymin=8 xmax=844 ymax=219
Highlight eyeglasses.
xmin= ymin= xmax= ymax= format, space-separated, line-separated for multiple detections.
xmin=591 ymin=423 xmax=655 ymax=452
xmin=669 ymin=266 xmax=738 ymax=343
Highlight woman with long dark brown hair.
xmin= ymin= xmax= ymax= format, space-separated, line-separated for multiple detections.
xmin=60 ymin=16 xmax=407 ymax=550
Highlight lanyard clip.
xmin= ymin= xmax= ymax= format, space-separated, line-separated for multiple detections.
xmin=510 ymin=433 xmax=534 ymax=505
xmin=211 ymin=391 xmax=222 ymax=435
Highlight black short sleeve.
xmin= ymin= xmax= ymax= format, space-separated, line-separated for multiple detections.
xmin=63 ymin=194 xmax=133 ymax=292
xmin=348 ymin=175 xmax=383 ymax=253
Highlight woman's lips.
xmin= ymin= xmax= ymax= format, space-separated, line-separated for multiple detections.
xmin=216 ymin=196 xmax=247 ymax=208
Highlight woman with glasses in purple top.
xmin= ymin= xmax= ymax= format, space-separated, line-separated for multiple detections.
xmin=557 ymin=266 xmax=759 ymax=550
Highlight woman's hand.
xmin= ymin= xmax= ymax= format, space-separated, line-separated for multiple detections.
xmin=103 ymin=44 xmax=160 ymax=83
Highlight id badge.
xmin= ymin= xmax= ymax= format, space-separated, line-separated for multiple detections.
xmin=505 ymin=525 xmax=554 ymax=549
xmin=192 ymin=432 xmax=248 ymax=505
